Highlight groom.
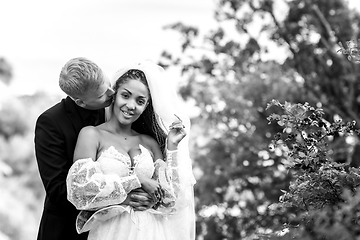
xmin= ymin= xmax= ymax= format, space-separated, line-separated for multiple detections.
xmin=34 ymin=57 xmax=155 ymax=240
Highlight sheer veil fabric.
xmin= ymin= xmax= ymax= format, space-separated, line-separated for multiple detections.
xmin=108 ymin=60 xmax=196 ymax=239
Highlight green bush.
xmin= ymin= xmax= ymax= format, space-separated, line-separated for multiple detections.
xmin=266 ymin=100 xmax=360 ymax=240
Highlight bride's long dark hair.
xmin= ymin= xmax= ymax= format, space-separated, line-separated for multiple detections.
xmin=113 ymin=69 xmax=167 ymax=155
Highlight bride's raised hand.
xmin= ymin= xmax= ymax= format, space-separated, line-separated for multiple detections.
xmin=167 ymin=114 xmax=186 ymax=150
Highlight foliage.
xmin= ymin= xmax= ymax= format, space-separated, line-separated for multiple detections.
xmin=266 ymin=100 xmax=360 ymax=239
xmin=162 ymin=0 xmax=360 ymax=124
xmin=338 ymin=39 xmax=360 ymax=63
xmin=0 ymin=87 xmax=60 ymax=240
xmin=160 ymin=0 xmax=360 ymax=239
xmin=178 ymin=59 xmax=306 ymax=239
xmin=0 ymin=98 xmax=28 ymax=139
xmin=0 ymin=57 xmax=12 ymax=85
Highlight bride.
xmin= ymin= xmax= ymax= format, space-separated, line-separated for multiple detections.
xmin=66 ymin=61 xmax=196 ymax=240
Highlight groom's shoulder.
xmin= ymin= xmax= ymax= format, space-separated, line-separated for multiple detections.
xmin=38 ymin=98 xmax=68 ymax=120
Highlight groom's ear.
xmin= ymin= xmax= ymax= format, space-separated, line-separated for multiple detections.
xmin=74 ymin=98 xmax=86 ymax=108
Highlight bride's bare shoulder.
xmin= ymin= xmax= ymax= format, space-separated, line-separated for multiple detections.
xmin=79 ymin=126 xmax=100 ymax=137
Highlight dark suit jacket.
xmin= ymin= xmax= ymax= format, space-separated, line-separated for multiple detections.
xmin=34 ymin=96 xmax=105 ymax=240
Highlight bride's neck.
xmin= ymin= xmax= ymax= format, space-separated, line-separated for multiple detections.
xmin=107 ymin=117 xmax=133 ymax=135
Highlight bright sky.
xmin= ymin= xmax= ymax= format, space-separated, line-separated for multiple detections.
xmin=1 ymin=0 xmax=359 ymax=98
xmin=0 ymin=0 xmax=215 ymax=97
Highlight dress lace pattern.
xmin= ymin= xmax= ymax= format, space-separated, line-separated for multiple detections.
xmin=66 ymin=144 xmax=182 ymax=234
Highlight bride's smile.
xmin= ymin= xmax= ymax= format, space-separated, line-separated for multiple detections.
xmin=121 ymin=109 xmax=134 ymax=118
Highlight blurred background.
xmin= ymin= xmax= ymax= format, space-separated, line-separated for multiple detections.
xmin=1 ymin=0 xmax=360 ymax=239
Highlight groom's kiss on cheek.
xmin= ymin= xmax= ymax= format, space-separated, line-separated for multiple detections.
xmin=73 ymin=80 xmax=115 ymax=110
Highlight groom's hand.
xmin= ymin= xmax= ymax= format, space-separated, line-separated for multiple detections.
xmin=128 ymin=188 xmax=156 ymax=211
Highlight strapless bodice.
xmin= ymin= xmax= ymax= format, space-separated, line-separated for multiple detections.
xmin=96 ymin=145 xmax=155 ymax=179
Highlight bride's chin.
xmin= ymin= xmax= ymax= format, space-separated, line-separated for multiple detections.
xmin=117 ymin=118 xmax=130 ymax=125
xmin=116 ymin=115 xmax=133 ymax=125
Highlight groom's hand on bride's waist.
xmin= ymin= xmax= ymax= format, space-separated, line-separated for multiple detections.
xmin=128 ymin=188 xmax=156 ymax=211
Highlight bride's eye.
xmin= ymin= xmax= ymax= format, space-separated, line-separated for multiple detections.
xmin=137 ymin=100 xmax=145 ymax=105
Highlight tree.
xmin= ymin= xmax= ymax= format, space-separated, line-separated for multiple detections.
xmin=267 ymin=100 xmax=360 ymax=240
xmin=160 ymin=0 xmax=360 ymax=238
xmin=0 ymin=58 xmax=12 ymax=85
xmin=0 ymin=56 xmax=59 ymax=240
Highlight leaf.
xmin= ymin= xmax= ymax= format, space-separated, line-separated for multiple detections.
xmin=304 ymin=159 xmax=309 ymax=166
xmin=298 ymin=152 xmax=306 ymax=158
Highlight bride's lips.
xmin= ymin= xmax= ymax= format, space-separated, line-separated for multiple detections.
xmin=121 ymin=110 xmax=134 ymax=118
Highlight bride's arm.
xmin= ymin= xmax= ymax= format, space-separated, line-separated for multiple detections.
xmin=72 ymin=126 xmax=99 ymax=162
xmin=152 ymin=120 xmax=187 ymax=209
xmin=153 ymin=149 xmax=180 ymax=208
xmin=66 ymin=127 xmax=141 ymax=211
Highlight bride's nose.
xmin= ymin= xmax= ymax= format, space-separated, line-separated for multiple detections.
xmin=126 ymin=100 xmax=135 ymax=110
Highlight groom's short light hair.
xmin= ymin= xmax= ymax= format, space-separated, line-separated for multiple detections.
xmin=59 ymin=57 xmax=105 ymax=98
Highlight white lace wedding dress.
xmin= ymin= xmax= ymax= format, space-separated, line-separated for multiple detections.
xmin=66 ymin=144 xmax=187 ymax=240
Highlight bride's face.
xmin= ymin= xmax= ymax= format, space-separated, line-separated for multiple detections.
xmin=113 ymin=78 xmax=149 ymax=125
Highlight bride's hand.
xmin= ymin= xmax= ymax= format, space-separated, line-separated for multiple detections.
xmin=167 ymin=115 xmax=186 ymax=150
xmin=137 ymin=174 xmax=164 ymax=202
xmin=126 ymin=188 xmax=156 ymax=211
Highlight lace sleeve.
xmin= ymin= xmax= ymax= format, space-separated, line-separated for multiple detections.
xmin=66 ymin=158 xmax=141 ymax=211
xmin=153 ymin=149 xmax=186 ymax=213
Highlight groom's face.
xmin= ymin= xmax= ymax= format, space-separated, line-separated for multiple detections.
xmin=80 ymin=76 xmax=115 ymax=110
